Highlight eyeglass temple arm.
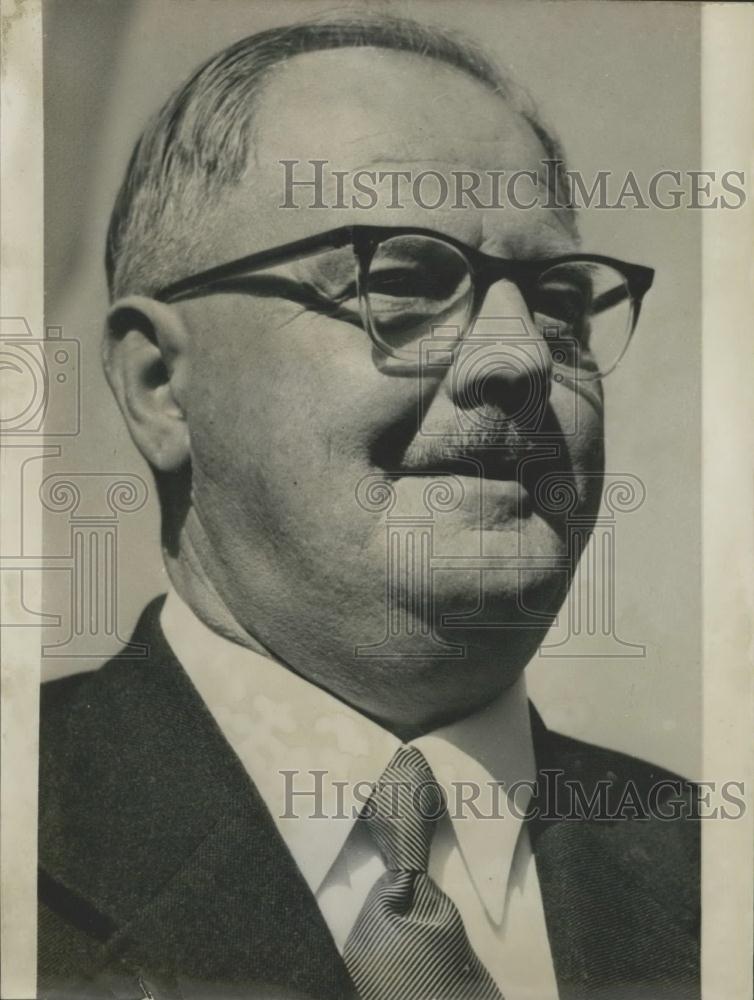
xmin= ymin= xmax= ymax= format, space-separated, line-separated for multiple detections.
xmin=155 ymin=226 xmax=357 ymax=302
xmin=591 ymin=285 xmax=630 ymax=314
xmin=591 ymin=271 xmax=653 ymax=315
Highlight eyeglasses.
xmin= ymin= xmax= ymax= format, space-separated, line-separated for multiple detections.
xmin=155 ymin=225 xmax=654 ymax=379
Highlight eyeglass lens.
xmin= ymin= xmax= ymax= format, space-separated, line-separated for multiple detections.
xmin=364 ymin=235 xmax=635 ymax=377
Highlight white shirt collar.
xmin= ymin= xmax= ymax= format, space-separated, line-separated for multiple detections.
xmin=160 ymin=588 xmax=537 ymax=925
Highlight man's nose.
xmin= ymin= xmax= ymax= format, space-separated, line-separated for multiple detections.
xmin=444 ymin=279 xmax=553 ymax=423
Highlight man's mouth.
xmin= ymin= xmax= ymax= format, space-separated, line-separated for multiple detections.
xmin=397 ymin=448 xmax=526 ymax=483
xmin=370 ymin=416 xmax=574 ymax=517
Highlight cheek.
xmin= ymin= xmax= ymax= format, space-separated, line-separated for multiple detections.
xmin=547 ymin=379 xmax=605 ymax=512
xmin=549 ymin=378 xmax=604 ymax=454
xmin=183 ymin=303 xmax=422 ymax=499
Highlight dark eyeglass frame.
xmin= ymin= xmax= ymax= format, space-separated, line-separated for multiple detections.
xmin=155 ymin=224 xmax=655 ymax=373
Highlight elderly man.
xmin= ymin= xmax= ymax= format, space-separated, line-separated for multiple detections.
xmin=38 ymin=13 xmax=699 ymax=1000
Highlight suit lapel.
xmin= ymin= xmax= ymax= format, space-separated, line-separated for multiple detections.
xmin=110 ymin=783 xmax=356 ymax=999
xmin=40 ymin=599 xmax=355 ymax=999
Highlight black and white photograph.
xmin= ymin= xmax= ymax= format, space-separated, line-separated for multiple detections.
xmin=0 ymin=2 xmax=752 ymax=999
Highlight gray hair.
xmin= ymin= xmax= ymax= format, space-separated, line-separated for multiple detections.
xmin=105 ymin=12 xmax=573 ymax=301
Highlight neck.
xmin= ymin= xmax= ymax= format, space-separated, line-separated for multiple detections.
xmin=164 ymin=507 xmax=274 ymax=659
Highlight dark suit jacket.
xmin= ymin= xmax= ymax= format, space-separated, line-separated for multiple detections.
xmin=39 ymin=598 xmax=700 ymax=1000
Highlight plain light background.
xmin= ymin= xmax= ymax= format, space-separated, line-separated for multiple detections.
xmin=41 ymin=0 xmax=702 ymax=777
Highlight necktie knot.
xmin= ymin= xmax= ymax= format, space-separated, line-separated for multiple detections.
xmin=363 ymin=745 xmax=446 ymax=871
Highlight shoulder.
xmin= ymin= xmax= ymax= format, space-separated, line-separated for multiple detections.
xmin=531 ymin=709 xmax=700 ymax=933
xmin=38 ymin=593 xmax=246 ymax=877
xmin=530 ymin=703 xmax=698 ymax=813
xmin=38 ymin=597 xmax=182 ymax=875
xmin=40 ymin=597 xmax=168 ymax=776
xmin=543 ymin=723 xmax=696 ymax=799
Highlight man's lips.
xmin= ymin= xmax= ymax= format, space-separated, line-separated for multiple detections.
xmin=395 ymin=448 xmax=531 ymax=483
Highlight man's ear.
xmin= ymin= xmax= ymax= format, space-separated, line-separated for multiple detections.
xmin=103 ymin=296 xmax=191 ymax=472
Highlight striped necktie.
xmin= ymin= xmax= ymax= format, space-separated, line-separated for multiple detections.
xmin=343 ymin=745 xmax=504 ymax=1000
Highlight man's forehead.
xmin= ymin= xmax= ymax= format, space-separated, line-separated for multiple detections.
xmin=194 ymin=45 xmax=574 ymax=263
xmin=250 ymin=46 xmax=543 ymax=170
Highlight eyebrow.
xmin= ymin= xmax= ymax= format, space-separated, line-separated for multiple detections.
xmin=475 ymin=215 xmax=579 ymax=262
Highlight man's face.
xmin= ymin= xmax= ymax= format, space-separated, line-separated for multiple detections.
xmin=173 ymin=47 xmax=604 ymax=715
